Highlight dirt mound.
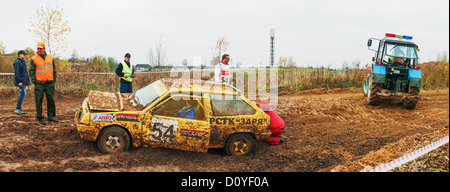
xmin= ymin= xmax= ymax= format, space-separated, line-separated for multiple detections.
xmin=0 ymin=89 xmax=448 ymax=172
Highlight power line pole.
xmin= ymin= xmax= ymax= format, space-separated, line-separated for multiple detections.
xmin=270 ymin=28 xmax=275 ymax=67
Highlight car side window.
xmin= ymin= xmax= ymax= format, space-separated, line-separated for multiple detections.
xmin=153 ymin=95 xmax=206 ymax=121
xmin=210 ymin=94 xmax=256 ymax=116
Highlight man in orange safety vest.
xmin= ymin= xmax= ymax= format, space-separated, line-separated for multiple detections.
xmin=29 ymin=42 xmax=58 ymax=125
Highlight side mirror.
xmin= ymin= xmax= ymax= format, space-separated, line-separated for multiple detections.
xmin=367 ymin=38 xmax=379 ymax=52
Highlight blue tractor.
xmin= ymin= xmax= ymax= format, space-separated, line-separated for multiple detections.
xmin=363 ymin=33 xmax=421 ymax=109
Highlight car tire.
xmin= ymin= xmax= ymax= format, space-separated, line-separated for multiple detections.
xmin=97 ymin=126 xmax=131 ymax=154
xmin=225 ymin=133 xmax=254 ymax=156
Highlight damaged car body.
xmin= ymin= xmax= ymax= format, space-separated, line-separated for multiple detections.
xmin=75 ymin=78 xmax=272 ymax=156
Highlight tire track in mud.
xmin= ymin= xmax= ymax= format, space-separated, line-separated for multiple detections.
xmin=275 ymin=89 xmax=448 ymax=171
xmin=0 ymin=89 xmax=448 ymax=172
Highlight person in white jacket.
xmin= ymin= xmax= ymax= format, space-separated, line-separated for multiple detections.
xmin=214 ymin=54 xmax=231 ymax=84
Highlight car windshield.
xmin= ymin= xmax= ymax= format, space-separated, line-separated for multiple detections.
xmin=385 ymin=43 xmax=418 ymax=59
xmin=131 ymin=80 xmax=168 ymax=107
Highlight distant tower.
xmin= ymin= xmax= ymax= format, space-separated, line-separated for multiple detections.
xmin=270 ymin=28 xmax=275 ymax=67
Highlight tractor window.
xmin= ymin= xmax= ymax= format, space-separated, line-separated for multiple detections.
xmin=376 ymin=42 xmax=384 ymax=62
xmin=153 ymin=95 xmax=206 ymax=121
xmin=210 ymin=94 xmax=256 ymax=116
xmin=385 ymin=43 xmax=418 ymax=59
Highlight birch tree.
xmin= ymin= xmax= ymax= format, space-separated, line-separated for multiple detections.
xmin=211 ymin=35 xmax=230 ymax=65
xmin=29 ymin=5 xmax=71 ymax=57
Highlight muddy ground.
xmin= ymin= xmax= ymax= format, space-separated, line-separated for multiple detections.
xmin=0 ymin=89 xmax=448 ymax=172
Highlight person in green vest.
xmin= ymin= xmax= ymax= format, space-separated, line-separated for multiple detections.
xmin=389 ymin=47 xmax=406 ymax=66
xmin=115 ymin=53 xmax=135 ymax=93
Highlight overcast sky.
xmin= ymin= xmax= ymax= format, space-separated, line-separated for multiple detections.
xmin=0 ymin=0 xmax=448 ymax=68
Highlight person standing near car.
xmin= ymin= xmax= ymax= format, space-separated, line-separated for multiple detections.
xmin=13 ymin=50 xmax=30 ymax=114
xmin=115 ymin=53 xmax=135 ymax=93
xmin=256 ymin=102 xmax=285 ymax=146
xmin=29 ymin=42 xmax=58 ymax=125
xmin=214 ymin=54 xmax=231 ymax=84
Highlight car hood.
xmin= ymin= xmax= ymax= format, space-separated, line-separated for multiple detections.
xmin=87 ymin=90 xmax=137 ymax=112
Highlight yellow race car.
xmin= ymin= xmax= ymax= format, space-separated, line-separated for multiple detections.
xmin=75 ymin=78 xmax=272 ymax=156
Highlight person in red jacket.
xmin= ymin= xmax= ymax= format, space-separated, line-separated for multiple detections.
xmin=256 ymin=102 xmax=285 ymax=145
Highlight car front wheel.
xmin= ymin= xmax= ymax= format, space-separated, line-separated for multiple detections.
xmin=97 ymin=126 xmax=131 ymax=154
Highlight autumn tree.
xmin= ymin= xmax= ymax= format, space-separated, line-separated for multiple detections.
xmin=29 ymin=5 xmax=71 ymax=58
xmin=107 ymin=57 xmax=119 ymax=72
xmin=0 ymin=41 xmax=36 ymax=73
xmin=86 ymin=55 xmax=109 ymax=72
xmin=277 ymin=56 xmax=295 ymax=67
xmin=211 ymin=35 xmax=230 ymax=65
xmin=0 ymin=41 xmax=12 ymax=72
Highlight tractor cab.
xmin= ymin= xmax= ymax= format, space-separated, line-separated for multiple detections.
xmin=364 ymin=33 xmax=422 ymax=109
xmin=368 ymin=33 xmax=420 ymax=69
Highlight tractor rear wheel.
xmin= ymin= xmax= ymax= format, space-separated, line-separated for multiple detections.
xmin=403 ymin=86 xmax=420 ymax=109
xmin=367 ymin=83 xmax=382 ymax=106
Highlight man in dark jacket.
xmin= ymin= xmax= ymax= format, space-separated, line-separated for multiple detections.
xmin=115 ymin=53 xmax=135 ymax=93
xmin=13 ymin=50 xmax=30 ymax=114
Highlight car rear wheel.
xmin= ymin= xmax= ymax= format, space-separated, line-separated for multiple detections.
xmin=97 ymin=126 xmax=131 ymax=154
xmin=225 ymin=133 xmax=254 ymax=156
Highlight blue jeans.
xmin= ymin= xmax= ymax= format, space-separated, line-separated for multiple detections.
xmin=120 ymin=82 xmax=133 ymax=93
xmin=16 ymin=86 xmax=26 ymax=110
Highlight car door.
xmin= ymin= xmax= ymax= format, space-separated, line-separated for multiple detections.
xmin=207 ymin=93 xmax=259 ymax=148
xmin=141 ymin=94 xmax=210 ymax=153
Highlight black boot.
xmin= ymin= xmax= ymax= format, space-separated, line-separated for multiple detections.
xmin=48 ymin=117 xmax=59 ymax=123
xmin=38 ymin=119 xmax=46 ymax=125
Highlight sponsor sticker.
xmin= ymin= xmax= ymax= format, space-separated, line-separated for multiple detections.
xmin=209 ymin=117 xmax=267 ymax=126
xmin=180 ymin=129 xmax=204 ymax=138
xmin=92 ymin=113 xmax=115 ymax=122
xmin=117 ymin=113 xmax=139 ymax=122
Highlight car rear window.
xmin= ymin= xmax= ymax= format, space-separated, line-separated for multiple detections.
xmin=210 ymin=94 xmax=256 ymax=116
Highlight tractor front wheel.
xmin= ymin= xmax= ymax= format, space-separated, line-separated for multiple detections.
xmin=363 ymin=77 xmax=369 ymax=97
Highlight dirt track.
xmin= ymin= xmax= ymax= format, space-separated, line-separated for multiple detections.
xmin=0 ymin=89 xmax=448 ymax=172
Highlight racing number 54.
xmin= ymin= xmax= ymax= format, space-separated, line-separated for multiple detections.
xmin=150 ymin=118 xmax=178 ymax=143
xmin=152 ymin=124 xmax=176 ymax=140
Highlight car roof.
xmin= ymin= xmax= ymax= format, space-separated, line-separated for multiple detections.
xmin=161 ymin=78 xmax=241 ymax=96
